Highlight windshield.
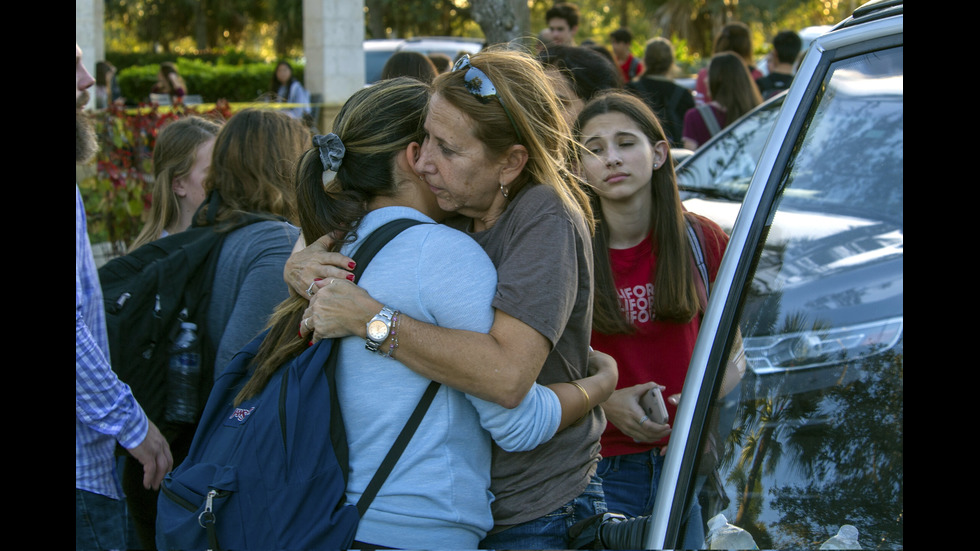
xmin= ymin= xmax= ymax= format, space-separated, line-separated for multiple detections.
xmin=687 ymin=45 xmax=903 ymax=550
xmin=676 ymin=96 xmax=784 ymax=204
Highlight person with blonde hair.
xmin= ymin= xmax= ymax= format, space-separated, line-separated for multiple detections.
xmin=291 ymin=47 xmax=613 ymax=549
xmin=130 ymin=116 xmax=220 ymax=251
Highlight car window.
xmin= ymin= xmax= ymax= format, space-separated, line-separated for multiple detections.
xmin=676 ymin=97 xmax=783 ymax=203
xmin=685 ymin=45 xmax=903 ymax=550
xmin=365 ymin=50 xmax=394 ymax=84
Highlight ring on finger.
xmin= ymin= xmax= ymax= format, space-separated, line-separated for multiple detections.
xmin=303 ymin=317 xmax=313 ymax=331
xmin=306 ymin=281 xmax=317 ymax=297
xmin=638 ymin=415 xmax=649 ymax=425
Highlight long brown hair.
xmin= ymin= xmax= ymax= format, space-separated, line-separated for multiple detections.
xmin=194 ymin=108 xmax=309 ymax=229
xmin=235 ymin=78 xmax=430 ymax=404
xmin=708 ymin=52 xmax=763 ymax=124
xmin=575 ymin=91 xmax=712 ymax=333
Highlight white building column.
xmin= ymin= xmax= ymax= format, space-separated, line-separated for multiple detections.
xmin=76 ymin=0 xmax=104 ymax=109
xmin=304 ymin=0 xmax=365 ymax=109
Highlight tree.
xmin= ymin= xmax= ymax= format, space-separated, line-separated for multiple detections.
xmin=471 ymin=0 xmax=530 ymax=47
xmin=363 ymin=0 xmax=475 ymax=38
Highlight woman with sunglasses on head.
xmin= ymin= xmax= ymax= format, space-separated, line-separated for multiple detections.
xmin=291 ymin=48 xmax=615 ymax=549
xmin=575 ymin=90 xmax=731 ymax=548
xmin=240 ymin=77 xmax=592 ymax=550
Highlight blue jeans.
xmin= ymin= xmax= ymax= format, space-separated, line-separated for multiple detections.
xmin=479 ymin=476 xmax=606 ymax=549
xmin=597 ymin=450 xmax=705 ymax=549
xmin=76 ymin=489 xmax=127 ymax=551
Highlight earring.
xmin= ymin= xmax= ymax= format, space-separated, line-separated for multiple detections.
xmin=500 ymin=184 xmax=509 ymax=199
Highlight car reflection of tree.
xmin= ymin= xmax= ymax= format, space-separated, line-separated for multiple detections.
xmin=700 ymin=196 xmax=902 ymax=548
xmin=717 ymin=340 xmax=903 ymax=549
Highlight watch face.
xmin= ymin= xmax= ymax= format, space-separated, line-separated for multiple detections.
xmin=367 ymin=319 xmax=389 ymax=342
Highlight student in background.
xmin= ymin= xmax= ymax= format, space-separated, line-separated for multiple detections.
xmin=626 ymin=37 xmax=695 ymax=148
xmin=693 ymin=22 xmax=762 ymax=104
xmin=129 ymin=116 xmax=221 ymax=251
xmin=272 ymin=61 xmax=312 ymax=119
xmin=683 ymin=52 xmax=762 ymax=149
xmin=756 ymin=30 xmax=803 ymax=99
xmin=381 ymin=51 xmax=438 ymax=84
xmin=610 ymin=28 xmax=644 ymax=83
xmin=546 ymin=2 xmax=581 ymax=46
xmin=152 ymin=62 xmax=187 ymax=103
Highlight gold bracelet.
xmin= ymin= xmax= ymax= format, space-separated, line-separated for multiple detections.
xmin=569 ymin=381 xmax=591 ymax=414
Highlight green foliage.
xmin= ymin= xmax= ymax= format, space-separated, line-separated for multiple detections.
xmin=103 ymin=0 xmax=853 ymax=65
xmin=115 ymin=58 xmax=305 ymax=105
xmin=78 ymin=102 xmax=235 ymax=252
xmin=106 ymin=48 xmax=266 ymax=72
xmin=367 ymin=0 xmax=478 ymax=38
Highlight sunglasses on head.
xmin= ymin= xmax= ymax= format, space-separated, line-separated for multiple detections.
xmin=452 ymin=55 xmax=523 ymax=144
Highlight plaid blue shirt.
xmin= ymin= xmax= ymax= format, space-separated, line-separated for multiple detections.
xmin=76 ymin=186 xmax=148 ymax=499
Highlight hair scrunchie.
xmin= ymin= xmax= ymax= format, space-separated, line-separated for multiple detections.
xmin=313 ymin=133 xmax=345 ymax=172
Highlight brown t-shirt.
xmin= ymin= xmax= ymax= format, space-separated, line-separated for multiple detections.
xmin=470 ymin=184 xmax=604 ymax=528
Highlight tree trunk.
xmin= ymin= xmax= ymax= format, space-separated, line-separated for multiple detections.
xmin=366 ymin=0 xmax=386 ymax=39
xmin=470 ymin=0 xmax=530 ymax=48
xmin=194 ymin=1 xmax=208 ymax=51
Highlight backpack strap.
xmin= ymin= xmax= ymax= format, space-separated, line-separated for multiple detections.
xmin=696 ymin=103 xmax=723 ymax=137
xmin=629 ymin=56 xmax=640 ymax=79
xmin=324 ymin=218 xmax=440 ymax=517
xmin=356 ymin=380 xmax=440 ymax=516
xmin=350 ymin=218 xmax=426 ymax=276
xmin=685 ymin=216 xmax=710 ymax=312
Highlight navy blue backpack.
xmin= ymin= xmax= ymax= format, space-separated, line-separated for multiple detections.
xmin=155 ymin=219 xmax=436 ymax=551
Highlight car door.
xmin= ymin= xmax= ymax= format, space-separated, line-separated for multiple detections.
xmin=647 ymin=10 xmax=903 ymax=551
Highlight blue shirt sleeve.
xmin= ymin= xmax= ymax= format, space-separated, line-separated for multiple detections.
xmin=75 ymin=186 xmax=148 ymax=449
xmin=416 ymin=226 xmax=561 ymax=452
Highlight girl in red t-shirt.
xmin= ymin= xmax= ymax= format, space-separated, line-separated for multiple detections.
xmin=575 ymin=90 xmax=730 ymax=546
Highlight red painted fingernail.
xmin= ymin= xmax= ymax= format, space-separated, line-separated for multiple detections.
xmin=346 ymin=274 xmax=355 ymax=282
xmin=348 ymin=261 xmax=356 ymax=269
xmin=308 ymin=340 xmax=314 ymax=347
xmin=314 ymin=277 xmax=323 ymax=281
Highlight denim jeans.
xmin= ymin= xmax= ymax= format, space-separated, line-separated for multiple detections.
xmin=76 ymin=489 xmax=127 ymax=551
xmin=597 ymin=450 xmax=705 ymax=549
xmin=479 ymin=476 xmax=607 ymax=549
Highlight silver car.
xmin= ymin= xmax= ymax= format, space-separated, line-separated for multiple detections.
xmin=654 ymin=1 xmax=903 ymax=548
xmin=572 ymin=1 xmax=903 ymax=549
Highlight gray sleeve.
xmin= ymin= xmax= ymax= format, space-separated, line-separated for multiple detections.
xmin=211 ymin=223 xmax=299 ymax=378
xmin=491 ymin=210 xmax=580 ymax=347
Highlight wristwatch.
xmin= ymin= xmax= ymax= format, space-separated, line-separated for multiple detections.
xmin=365 ymin=305 xmax=396 ymax=352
